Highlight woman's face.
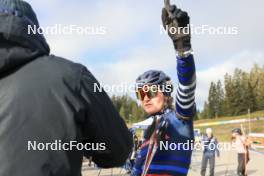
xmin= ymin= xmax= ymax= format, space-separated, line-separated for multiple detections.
xmin=141 ymin=90 xmax=165 ymax=115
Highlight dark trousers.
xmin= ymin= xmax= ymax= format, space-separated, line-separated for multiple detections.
xmin=237 ymin=153 xmax=247 ymax=176
xmin=201 ymin=153 xmax=215 ymax=176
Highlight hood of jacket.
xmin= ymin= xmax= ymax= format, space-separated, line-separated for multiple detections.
xmin=0 ymin=10 xmax=50 ymax=74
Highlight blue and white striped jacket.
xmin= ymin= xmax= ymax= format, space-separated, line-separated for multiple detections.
xmin=132 ymin=54 xmax=196 ymax=176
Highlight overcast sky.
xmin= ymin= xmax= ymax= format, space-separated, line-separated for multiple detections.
xmin=27 ymin=0 xmax=264 ymax=110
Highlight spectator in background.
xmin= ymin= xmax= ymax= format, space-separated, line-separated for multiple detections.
xmin=201 ymin=128 xmax=220 ymax=176
xmin=232 ymin=128 xmax=250 ymax=176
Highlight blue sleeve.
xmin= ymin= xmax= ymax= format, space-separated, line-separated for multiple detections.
xmin=175 ymin=54 xmax=196 ymax=120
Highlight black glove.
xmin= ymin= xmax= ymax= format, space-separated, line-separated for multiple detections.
xmin=144 ymin=117 xmax=157 ymax=140
xmin=157 ymin=120 xmax=169 ymax=141
xmin=162 ymin=5 xmax=191 ymax=52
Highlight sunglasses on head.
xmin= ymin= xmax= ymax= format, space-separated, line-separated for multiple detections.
xmin=136 ymin=85 xmax=160 ymax=101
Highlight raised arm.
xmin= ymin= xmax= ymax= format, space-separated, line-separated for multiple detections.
xmin=162 ymin=3 xmax=196 ymax=120
xmin=176 ymin=54 xmax=196 ymax=120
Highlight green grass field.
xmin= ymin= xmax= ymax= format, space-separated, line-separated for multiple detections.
xmin=194 ymin=110 xmax=264 ymax=141
xmin=195 ymin=110 xmax=264 ymax=124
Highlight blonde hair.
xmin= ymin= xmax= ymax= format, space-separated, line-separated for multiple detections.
xmin=165 ymin=96 xmax=175 ymax=110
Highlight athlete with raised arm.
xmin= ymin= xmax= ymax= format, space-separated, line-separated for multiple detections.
xmin=132 ymin=2 xmax=196 ymax=176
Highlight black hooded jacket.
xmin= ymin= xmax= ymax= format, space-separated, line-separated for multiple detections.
xmin=0 ymin=10 xmax=132 ymax=176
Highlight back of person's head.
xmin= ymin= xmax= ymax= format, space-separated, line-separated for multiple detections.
xmin=0 ymin=0 xmax=50 ymax=72
xmin=0 ymin=0 xmax=39 ymax=27
xmin=206 ymin=128 xmax=212 ymax=134
xmin=232 ymin=128 xmax=242 ymax=136
xmin=206 ymin=128 xmax=213 ymax=138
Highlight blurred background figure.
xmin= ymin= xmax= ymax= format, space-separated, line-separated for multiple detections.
xmin=201 ymin=128 xmax=220 ymax=176
xmin=232 ymin=128 xmax=250 ymax=176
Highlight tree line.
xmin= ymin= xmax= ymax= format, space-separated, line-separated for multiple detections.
xmin=111 ymin=95 xmax=147 ymax=123
xmin=199 ymin=64 xmax=264 ymax=119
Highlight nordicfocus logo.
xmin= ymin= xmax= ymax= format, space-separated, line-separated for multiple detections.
xmin=27 ymin=24 xmax=107 ymax=36
xmin=159 ymin=140 xmax=237 ymax=151
xmin=93 ymin=82 xmax=173 ymax=93
xmin=160 ymin=24 xmax=239 ymax=35
xmin=27 ymin=140 xmax=106 ymax=151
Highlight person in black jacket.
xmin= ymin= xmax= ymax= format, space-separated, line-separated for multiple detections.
xmin=0 ymin=0 xmax=132 ymax=175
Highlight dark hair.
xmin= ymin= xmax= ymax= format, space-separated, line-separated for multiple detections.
xmin=232 ymin=128 xmax=242 ymax=135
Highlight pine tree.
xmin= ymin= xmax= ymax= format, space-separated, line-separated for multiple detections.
xmin=111 ymin=95 xmax=147 ymax=122
xmin=232 ymin=69 xmax=244 ymax=115
xmin=224 ymin=73 xmax=235 ymax=116
xmin=258 ymin=66 xmax=264 ymax=109
xmin=216 ymin=80 xmax=225 ymax=117
xmin=240 ymin=72 xmax=257 ymax=113
xmin=202 ymin=65 xmax=264 ymax=119
xmin=131 ymin=101 xmax=139 ymax=122
xmin=208 ymin=82 xmax=218 ymax=118
xmin=201 ymin=101 xmax=209 ymax=119
xmin=194 ymin=109 xmax=200 ymax=120
xmin=119 ymin=105 xmax=127 ymax=121
xmin=250 ymin=64 xmax=264 ymax=110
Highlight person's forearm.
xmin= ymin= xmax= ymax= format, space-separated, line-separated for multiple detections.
xmin=175 ymin=53 xmax=196 ymax=120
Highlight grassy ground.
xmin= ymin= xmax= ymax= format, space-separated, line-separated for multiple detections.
xmin=195 ymin=120 xmax=264 ymax=141
xmin=195 ymin=110 xmax=264 ymax=124
xmin=194 ymin=110 xmax=264 ymax=141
